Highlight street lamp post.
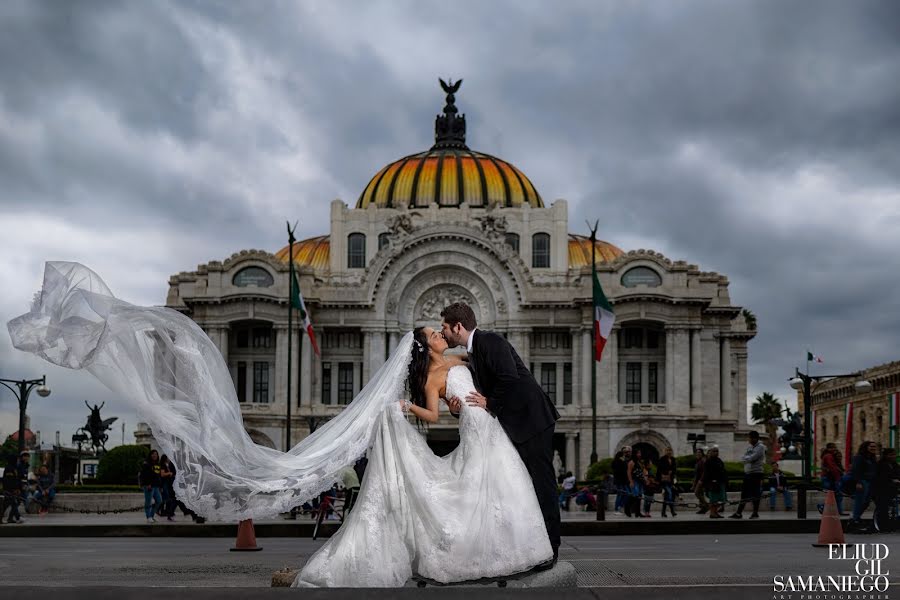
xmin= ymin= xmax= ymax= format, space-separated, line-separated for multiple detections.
xmin=0 ymin=375 xmax=51 ymax=455
xmin=72 ymin=432 xmax=89 ymax=485
xmin=788 ymin=368 xmax=872 ymax=518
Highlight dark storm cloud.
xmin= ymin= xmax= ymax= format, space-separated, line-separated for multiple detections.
xmin=2 ymin=0 xmax=899 ymax=441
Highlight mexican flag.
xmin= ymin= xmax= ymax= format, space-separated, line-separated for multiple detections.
xmin=890 ymin=392 xmax=900 ymax=449
xmin=807 ymin=351 xmax=824 ymax=363
xmin=844 ymin=402 xmax=854 ymax=471
xmin=592 ymin=265 xmax=615 ymax=362
xmin=291 ymin=270 xmax=320 ymax=357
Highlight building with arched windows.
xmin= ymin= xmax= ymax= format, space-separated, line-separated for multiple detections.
xmin=156 ymin=83 xmax=758 ymax=474
xmin=805 ymin=360 xmax=900 ymax=462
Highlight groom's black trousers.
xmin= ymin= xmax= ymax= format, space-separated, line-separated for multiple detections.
xmin=514 ymin=423 xmax=561 ymax=552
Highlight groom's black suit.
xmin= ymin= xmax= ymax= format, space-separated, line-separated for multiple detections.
xmin=466 ymin=329 xmax=561 ymax=552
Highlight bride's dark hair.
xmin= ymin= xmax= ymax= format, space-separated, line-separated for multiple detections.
xmin=406 ymin=327 xmax=430 ymax=408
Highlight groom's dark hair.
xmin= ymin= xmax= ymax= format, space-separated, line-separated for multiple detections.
xmin=440 ymin=302 xmax=477 ymax=331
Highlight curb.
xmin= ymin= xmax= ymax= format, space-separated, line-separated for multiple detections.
xmin=0 ymin=519 xmax=825 ymax=537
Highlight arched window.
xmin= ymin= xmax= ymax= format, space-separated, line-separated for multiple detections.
xmin=505 ymin=232 xmax=520 ymax=253
xmin=232 ymin=266 xmax=274 ymax=287
xmin=378 ymin=232 xmax=390 ymax=251
xmin=833 ymin=416 xmax=840 ymax=440
xmin=347 ymin=233 xmax=366 ymax=268
xmin=621 ymin=266 xmax=662 ymax=288
xmin=876 ymin=410 xmax=883 ymax=439
xmin=860 ymin=411 xmax=867 ymax=433
xmin=820 ymin=418 xmax=827 ymax=440
xmin=532 ymin=233 xmax=550 ymax=268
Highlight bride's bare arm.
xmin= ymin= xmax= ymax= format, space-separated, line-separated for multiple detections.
xmin=407 ymin=375 xmax=443 ymax=424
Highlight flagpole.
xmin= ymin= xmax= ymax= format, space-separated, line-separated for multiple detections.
xmin=588 ymin=219 xmax=599 ymax=465
xmin=286 ymin=220 xmax=297 ymax=451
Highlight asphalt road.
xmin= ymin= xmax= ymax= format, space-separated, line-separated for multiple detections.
xmin=1 ymin=534 xmax=897 ymax=590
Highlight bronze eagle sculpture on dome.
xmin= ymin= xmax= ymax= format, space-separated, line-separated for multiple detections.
xmin=439 ymin=78 xmax=462 ymax=94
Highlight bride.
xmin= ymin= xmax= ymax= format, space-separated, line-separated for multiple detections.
xmin=294 ymin=326 xmax=552 ymax=586
xmin=7 ymin=262 xmax=552 ymax=587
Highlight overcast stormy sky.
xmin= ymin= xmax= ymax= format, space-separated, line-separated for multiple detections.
xmin=2 ymin=1 xmax=899 ymax=450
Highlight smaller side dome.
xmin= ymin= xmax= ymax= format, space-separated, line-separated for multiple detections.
xmin=274 ymin=235 xmax=330 ymax=271
xmin=568 ymin=234 xmax=624 ymax=268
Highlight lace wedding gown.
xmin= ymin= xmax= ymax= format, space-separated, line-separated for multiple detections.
xmin=294 ymin=365 xmax=553 ymax=587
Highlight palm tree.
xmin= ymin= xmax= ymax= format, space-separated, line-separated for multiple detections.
xmin=751 ymin=392 xmax=783 ymax=462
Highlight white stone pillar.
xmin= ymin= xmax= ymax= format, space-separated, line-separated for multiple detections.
xmin=673 ymin=329 xmax=690 ymax=412
xmin=369 ymin=331 xmax=386 ymax=377
xmin=519 ymin=330 xmax=531 ymax=367
xmin=607 ymin=329 xmax=618 ymax=405
xmin=388 ymin=331 xmax=400 ymax=356
xmin=721 ymin=336 xmax=733 ymax=414
xmin=300 ymin=333 xmax=313 ymax=406
xmin=570 ymin=328 xmax=581 ymax=407
xmin=690 ymin=329 xmax=702 ymax=409
xmin=274 ymin=327 xmax=288 ymax=407
xmin=217 ymin=327 xmax=229 ymax=365
xmin=566 ymin=432 xmax=577 ymax=474
xmin=581 ymin=330 xmax=592 ymax=407
xmin=362 ymin=332 xmax=372 ymax=385
xmin=665 ymin=328 xmax=675 ymax=405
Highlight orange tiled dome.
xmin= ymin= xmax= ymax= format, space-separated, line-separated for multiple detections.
xmin=274 ymin=235 xmax=330 ymax=271
xmin=276 ymin=234 xmax=624 ymax=271
xmin=567 ymin=234 xmax=624 ymax=268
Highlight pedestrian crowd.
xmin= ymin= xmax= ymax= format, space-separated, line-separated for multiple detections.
xmin=818 ymin=440 xmax=899 ymax=531
xmin=1 ymin=451 xmax=57 ymax=524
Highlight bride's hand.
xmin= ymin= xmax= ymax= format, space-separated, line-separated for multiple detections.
xmin=446 ymin=396 xmax=461 ymax=415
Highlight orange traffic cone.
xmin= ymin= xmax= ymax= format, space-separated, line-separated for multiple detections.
xmin=812 ymin=490 xmax=844 ymax=547
xmin=230 ymin=519 xmax=263 ymax=551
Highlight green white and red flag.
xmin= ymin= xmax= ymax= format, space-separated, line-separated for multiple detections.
xmin=592 ymin=265 xmax=615 ymax=362
xmin=806 ymin=351 xmax=824 ymax=363
xmin=291 ymin=270 xmax=320 ymax=357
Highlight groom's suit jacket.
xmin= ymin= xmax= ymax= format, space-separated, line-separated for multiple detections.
xmin=468 ymin=329 xmax=560 ymax=444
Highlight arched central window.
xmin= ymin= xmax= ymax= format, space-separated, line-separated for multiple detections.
xmin=532 ymin=233 xmax=550 ymax=268
xmin=347 ymin=233 xmax=366 ymax=268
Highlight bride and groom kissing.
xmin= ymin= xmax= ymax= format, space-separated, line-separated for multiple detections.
xmin=295 ymin=302 xmax=561 ymax=586
xmin=8 ymin=263 xmax=561 ymax=587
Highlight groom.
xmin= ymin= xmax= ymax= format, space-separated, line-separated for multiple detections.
xmin=441 ymin=302 xmax=561 ymax=567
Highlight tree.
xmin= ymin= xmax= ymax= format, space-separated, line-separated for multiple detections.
xmin=97 ymin=444 xmax=150 ymax=485
xmin=751 ymin=392 xmax=783 ymax=462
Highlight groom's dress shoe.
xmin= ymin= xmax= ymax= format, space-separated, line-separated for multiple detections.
xmin=533 ymin=549 xmax=559 ymax=572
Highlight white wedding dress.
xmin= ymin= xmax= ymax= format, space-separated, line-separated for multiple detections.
xmin=294 ymin=365 xmax=553 ymax=587
xmin=7 ymin=262 xmax=551 ymax=587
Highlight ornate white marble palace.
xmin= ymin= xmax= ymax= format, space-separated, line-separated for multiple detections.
xmin=160 ymin=82 xmax=757 ymax=476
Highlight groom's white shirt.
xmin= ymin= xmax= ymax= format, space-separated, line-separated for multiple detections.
xmin=466 ymin=328 xmax=477 ymax=354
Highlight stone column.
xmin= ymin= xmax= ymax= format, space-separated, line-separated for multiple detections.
xmin=570 ymin=328 xmax=581 ymax=407
xmin=518 ymin=330 xmax=531 ymax=367
xmin=673 ymin=329 xmax=691 ymax=413
xmin=665 ymin=328 xmax=675 ymax=405
xmin=388 ymin=331 xmax=400 ymax=356
xmin=607 ymin=329 xmax=618 ymax=405
xmin=690 ymin=329 xmax=702 ymax=409
xmin=566 ymin=432 xmax=577 ymax=474
xmin=581 ymin=330 xmax=592 ymax=407
xmin=274 ymin=327 xmax=288 ymax=407
xmin=218 ymin=327 xmax=229 ymax=365
xmin=362 ymin=332 xmax=372 ymax=385
xmin=369 ymin=331 xmax=386 ymax=377
xmin=720 ymin=336 xmax=733 ymax=414
xmin=300 ymin=333 xmax=313 ymax=406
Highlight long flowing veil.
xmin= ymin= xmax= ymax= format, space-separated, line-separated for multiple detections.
xmin=7 ymin=262 xmax=414 ymax=521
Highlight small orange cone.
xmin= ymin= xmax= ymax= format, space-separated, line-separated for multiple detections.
xmin=812 ymin=490 xmax=844 ymax=547
xmin=230 ymin=519 xmax=263 ymax=551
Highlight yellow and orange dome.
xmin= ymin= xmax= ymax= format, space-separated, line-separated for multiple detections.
xmin=357 ymin=149 xmax=543 ymax=209
xmin=568 ymin=234 xmax=625 ymax=268
xmin=276 ymin=234 xmax=623 ymax=271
